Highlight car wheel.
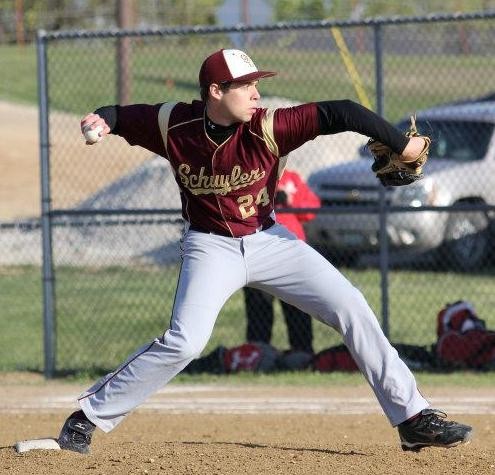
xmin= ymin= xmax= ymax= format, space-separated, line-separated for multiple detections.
xmin=442 ymin=210 xmax=491 ymax=271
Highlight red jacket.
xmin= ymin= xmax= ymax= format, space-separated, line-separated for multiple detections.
xmin=276 ymin=169 xmax=321 ymax=241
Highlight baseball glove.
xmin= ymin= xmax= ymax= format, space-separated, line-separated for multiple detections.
xmin=368 ymin=115 xmax=431 ymax=186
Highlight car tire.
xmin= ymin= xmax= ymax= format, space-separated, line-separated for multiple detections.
xmin=441 ymin=210 xmax=491 ymax=271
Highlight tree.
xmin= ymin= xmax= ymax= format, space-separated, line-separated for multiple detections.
xmin=136 ymin=0 xmax=222 ymax=27
xmin=269 ymin=0 xmax=495 ymax=22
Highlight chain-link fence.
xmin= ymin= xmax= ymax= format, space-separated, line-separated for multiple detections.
xmin=3 ymin=11 xmax=495 ymax=375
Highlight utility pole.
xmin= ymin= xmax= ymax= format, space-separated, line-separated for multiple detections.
xmin=117 ymin=0 xmax=133 ymax=104
xmin=241 ymin=0 xmax=251 ymax=48
xmin=15 ymin=0 xmax=25 ymax=46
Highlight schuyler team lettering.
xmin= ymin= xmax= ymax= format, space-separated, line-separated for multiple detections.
xmin=177 ymin=163 xmax=266 ymax=195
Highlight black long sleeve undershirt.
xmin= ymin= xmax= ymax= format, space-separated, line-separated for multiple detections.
xmin=316 ymin=100 xmax=409 ymax=154
xmin=95 ymin=105 xmax=118 ymax=132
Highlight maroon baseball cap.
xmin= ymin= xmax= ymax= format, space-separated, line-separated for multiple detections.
xmin=199 ymin=49 xmax=276 ymax=88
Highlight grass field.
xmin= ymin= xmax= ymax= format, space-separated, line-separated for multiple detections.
xmin=2 ymin=264 xmax=495 ymax=375
xmin=1 ymin=37 xmax=494 ymax=122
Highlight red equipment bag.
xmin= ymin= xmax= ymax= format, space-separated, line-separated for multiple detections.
xmin=436 ymin=301 xmax=495 ymax=369
xmin=311 ymin=344 xmax=359 ymax=372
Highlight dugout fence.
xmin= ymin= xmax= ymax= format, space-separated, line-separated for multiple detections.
xmin=10 ymin=10 xmax=495 ymax=376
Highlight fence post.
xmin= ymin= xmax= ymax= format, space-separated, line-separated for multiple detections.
xmin=37 ymin=30 xmax=56 ymax=378
xmin=373 ymin=23 xmax=390 ymax=337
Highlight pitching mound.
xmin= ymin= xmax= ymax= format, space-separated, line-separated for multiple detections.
xmin=0 ymin=374 xmax=494 ymax=475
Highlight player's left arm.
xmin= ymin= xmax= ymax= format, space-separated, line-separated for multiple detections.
xmin=271 ymin=103 xmax=320 ymax=157
xmin=316 ymin=100 xmax=425 ymax=161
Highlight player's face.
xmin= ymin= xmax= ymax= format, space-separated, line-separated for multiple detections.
xmin=219 ymin=81 xmax=261 ymax=123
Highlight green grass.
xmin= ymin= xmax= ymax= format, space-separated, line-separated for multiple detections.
xmin=2 ymin=39 xmax=495 ymax=122
xmin=0 ymin=44 xmax=38 ymax=104
xmin=173 ymin=369 xmax=495 ymax=387
xmin=0 ymin=266 xmax=43 ymax=371
xmin=2 ymin=264 xmax=495 ymax=375
xmin=54 ymin=367 xmax=495 ymax=387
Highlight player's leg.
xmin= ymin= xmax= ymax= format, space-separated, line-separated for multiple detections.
xmin=244 ymin=224 xmax=428 ymax=426
xmin=244 ymin=286 xmax=274 ymax=343
xmin=246 ymin=225 xmax=473 ymax=449
xmin=280 ymin=300 xmax=313 ymax=353
xmin=77 ymin=231 xmax=247 ymax=433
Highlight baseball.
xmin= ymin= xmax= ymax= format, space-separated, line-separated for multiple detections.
xmin=83 ymin=125 xmax=103 ymax=144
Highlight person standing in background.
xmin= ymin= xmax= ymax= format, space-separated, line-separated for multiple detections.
xmin=244 ymin=168 xmax=321 ymax=361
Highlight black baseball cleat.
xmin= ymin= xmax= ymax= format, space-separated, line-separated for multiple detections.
xmin=58 ymin=410 xmax=96 ymax=454
xmin=398 ymin=409 xmax=473 ymax=452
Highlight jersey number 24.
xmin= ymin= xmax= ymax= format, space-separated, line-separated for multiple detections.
xmin=237 ymin=187 xmax=270 ymax=219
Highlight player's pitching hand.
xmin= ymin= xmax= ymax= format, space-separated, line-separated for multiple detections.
xmin=81 ymin=113 xmax=110 ymax=145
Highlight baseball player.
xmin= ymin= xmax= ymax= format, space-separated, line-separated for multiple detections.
xmin=58 ymin=48 xmax=472 ymax=454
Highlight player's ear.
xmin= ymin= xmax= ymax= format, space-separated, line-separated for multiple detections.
xmin=209 ymin=83 xmax=223 ymax=100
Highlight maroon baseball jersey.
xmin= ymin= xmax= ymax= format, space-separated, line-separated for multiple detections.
xmin=113 ymin=100 xmax=319 ymax=237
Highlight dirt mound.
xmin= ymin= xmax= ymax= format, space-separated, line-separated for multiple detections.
xmin=0 ymin=374 xmax=493 ymax=475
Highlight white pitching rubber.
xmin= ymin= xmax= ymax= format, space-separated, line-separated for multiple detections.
xmin=15 ymin=438 xmax=61 ymax=453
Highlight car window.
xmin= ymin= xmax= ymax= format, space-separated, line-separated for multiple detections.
xmin=397 ymin=119 xmax=494 ymax=161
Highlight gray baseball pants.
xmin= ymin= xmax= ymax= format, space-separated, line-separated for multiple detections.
xmin=79 ymin=223 xmax=429 ymax=432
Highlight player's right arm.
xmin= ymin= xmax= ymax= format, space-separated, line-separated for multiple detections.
xmin=80 ymin=104 xmax=168 ymax=158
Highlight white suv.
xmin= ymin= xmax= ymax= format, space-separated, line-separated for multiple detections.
xmin=305 ymin=100 xmax=495 ymax=270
